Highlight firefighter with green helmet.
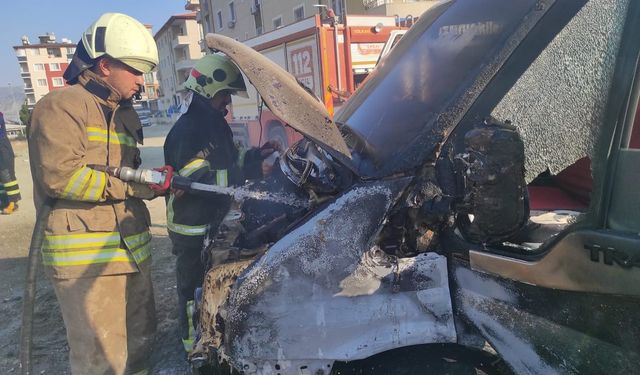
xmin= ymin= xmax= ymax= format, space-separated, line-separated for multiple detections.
xmin=163 ymin=54 xmax=280 ymax=353
xmin=29 ymin=13 xmax=160 ymax=374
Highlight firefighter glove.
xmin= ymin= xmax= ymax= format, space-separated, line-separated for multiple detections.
xmin=125 ymin=182 xmax=156 ymax=200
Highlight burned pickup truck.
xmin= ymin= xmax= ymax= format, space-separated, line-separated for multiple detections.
xmin=191 ymin=0 xmax=640 ymax=373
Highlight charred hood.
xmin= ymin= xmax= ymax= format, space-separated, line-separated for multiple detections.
xmin=205 ymin=33 xmax=352 ymax=160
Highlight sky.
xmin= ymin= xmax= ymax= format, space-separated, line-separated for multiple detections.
xmin=0 ymin=1 xmax=189 ymax=87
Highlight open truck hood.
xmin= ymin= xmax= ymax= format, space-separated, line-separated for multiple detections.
xmin=205 ymin=33 xmax=351 ymax=159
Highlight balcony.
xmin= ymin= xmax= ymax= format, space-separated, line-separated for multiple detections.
xmin=199 ymin=38 xmax=209 ymax=53
xmin=172 ymin=34 xmax=191 ymax=49
xmin=363 ymin=0 xmax=391 ymax=9
xmin=17 ymin=56 xmax=27 ymax=62
xmin=185 ymin=0 xmax=199 ymax=11
xmin=175 ymin=58 xmax=197 ymax=73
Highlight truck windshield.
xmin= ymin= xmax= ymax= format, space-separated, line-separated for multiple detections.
xmin=335 ymin=0 xmax=542 ymax=177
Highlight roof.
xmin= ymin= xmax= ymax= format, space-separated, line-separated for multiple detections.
xmin=13 ymin=42 xmax=76 ymax=49
xmin=154 ymin=12 xmax=197 ymax=39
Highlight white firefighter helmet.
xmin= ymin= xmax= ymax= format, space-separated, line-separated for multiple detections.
xmin=184 ymin=54 xmax=249 ymax=99
xmin=82 ymin=12 xmax=159 ymax=74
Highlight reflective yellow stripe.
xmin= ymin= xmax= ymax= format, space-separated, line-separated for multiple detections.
xmin=43 ymin=231 xmax=152 ymax=266
xmin=183 ymin=300 xmax=196 ymax=352
xmin=131 ymin=243 xmax=152 ymax=264
xmin=86 ymin=127 xmax=136 ymax=147
xmin=179 ymin=158 xmax=210 ymax=177
xmin=6 ymin=190 xmax=20 ymax=196
xmin=62 ymin=168 xmax=90 ymax=197
xmin=124 ymin=231 xmax=151 ymax=249
xmin=182 ymin=338 xmax=194 ymax=353
xmin=82 ymin=170 xmax=104 ymax=201
xmin=44 ymin=232 xmax=120 ymax=250
xmin=216 ymin=169 xmax=228 ymax=187
xmin=166 ymin=194 xmax=208 ymax=236
xmin=237 ymin=147 xmax=247 ymax=167
xmin=4 ymin=180 xmax=18 ymax=187
xmin=123 ymin=231 xmax=152 ymax=264
xmin=42 ymin=248 xmax=134 ymax=266
xmin=166 ymin=221 xmax=208 ymax=236
xmin=61 ymin=167 xmax=106 ymax=201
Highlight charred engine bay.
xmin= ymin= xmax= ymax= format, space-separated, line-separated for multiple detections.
xmin=236 ymin=118 xmax=530 ymax=259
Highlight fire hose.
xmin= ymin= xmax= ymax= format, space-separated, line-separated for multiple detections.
xmin=20 ymin=166 xmax=307 ymax=374
xmin=111 ymin=166 xmax=309 ymax=208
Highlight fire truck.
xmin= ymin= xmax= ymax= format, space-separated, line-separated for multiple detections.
xmin=227 ymin=14 xmax=408 ymax=149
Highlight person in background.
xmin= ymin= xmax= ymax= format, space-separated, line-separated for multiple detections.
xmin=29 ymin=13 xmax=161 ymax=375
xmin=163 ymin=54 xmax=280 ymax=353
xmin=0 ymin=111 xmax=21 ymax=214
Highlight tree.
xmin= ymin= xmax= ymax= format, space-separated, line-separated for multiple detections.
xmin=19 ymin=100 xmax=30 ymax=126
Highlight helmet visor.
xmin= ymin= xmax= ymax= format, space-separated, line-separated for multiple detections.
xmin=119 ymin=58 xmax=155 ymax=74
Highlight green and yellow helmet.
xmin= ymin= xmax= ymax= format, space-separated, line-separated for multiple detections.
xmin=184 ymin=54 xmax=248 ymax=99
xmin=82 ymin=12 xmax=159 ymax=74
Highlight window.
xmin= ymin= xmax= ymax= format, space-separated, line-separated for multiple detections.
xmin=50 ymin=63 xmax=61 ymax=71
xmin=273 ymin=16 xmax=283 ymax=29
xmin=37 ymin=79 xmax=47 ymax=87
xmin=294 ymin=5 xmax=304 ymax=21
xmin=229 ymin=1 xmax=236 ymax=21
xmin=217 ymin=10 xmax=223 ymax=29
xmin=30 ymin=48 xmax=41 ymax=56
xmin=52 ymin=77 xmax=64 ymax=87
xmin=481 ymin=0 xmax=628 ymax=247
xmin=34 ymin=63 xmax=44 ymax=71
xmin=331 ymin=0 xmax=344 ymax=18
xmin=66 ymin=47 xmax=76 ymax=54
xmin=47 ymin=48 xmax=61 ymax=57
xmin=205 ymin=18 xmax=213 ymax=34
xmin=254 ymin=1 xmax=264 ymax=35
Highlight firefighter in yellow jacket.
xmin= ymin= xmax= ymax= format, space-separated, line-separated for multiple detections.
xmin=29 ymin=13 xmax=160 ymax=375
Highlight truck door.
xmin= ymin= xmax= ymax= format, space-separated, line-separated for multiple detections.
xmin=450 ymin=1 xmax=640 ymax=373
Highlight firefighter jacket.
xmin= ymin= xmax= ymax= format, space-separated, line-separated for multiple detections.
xmin=29 ymin=70 xmax=152 ymax=279
xmin=163 ymin=94 xmax=263 ymax=247
xmin=0 ymin=111 xmax=7 ymax=138
xmin=0 ymin=111 xmax=15 ymax=171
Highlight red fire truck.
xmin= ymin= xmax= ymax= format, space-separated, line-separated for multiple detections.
xmin=227 ymin=14 xmax=408 ymax=149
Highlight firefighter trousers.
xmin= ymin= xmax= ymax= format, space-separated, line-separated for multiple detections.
xmin=52 ymin=262 xmax=156 ymax=375
xmin=0 ymin=138 xmax=20 ymax=206
xmin=172 ymin=242 xmax=206 ymax=352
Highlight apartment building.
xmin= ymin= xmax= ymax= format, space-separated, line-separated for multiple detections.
xmin=363 ymin=0 xmax=439 ymax=21
xmin=197 ymin=0 xmax=436 ymax=43
xmin=154 ymin=12 xmax=204 ymax=116
xmin=13 ymin=33 xmax=75 ymax=109
xmin=138 ymin=25 xmax=161 ymax=112
xmin=198 ymin=0 xmax=339 ymax=41
xmin=14 ymin=27 xmax=161 ymax=112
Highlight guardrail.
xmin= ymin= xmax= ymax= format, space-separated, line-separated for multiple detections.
xmin=6 ymin=124 xmax=27 ymax=138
